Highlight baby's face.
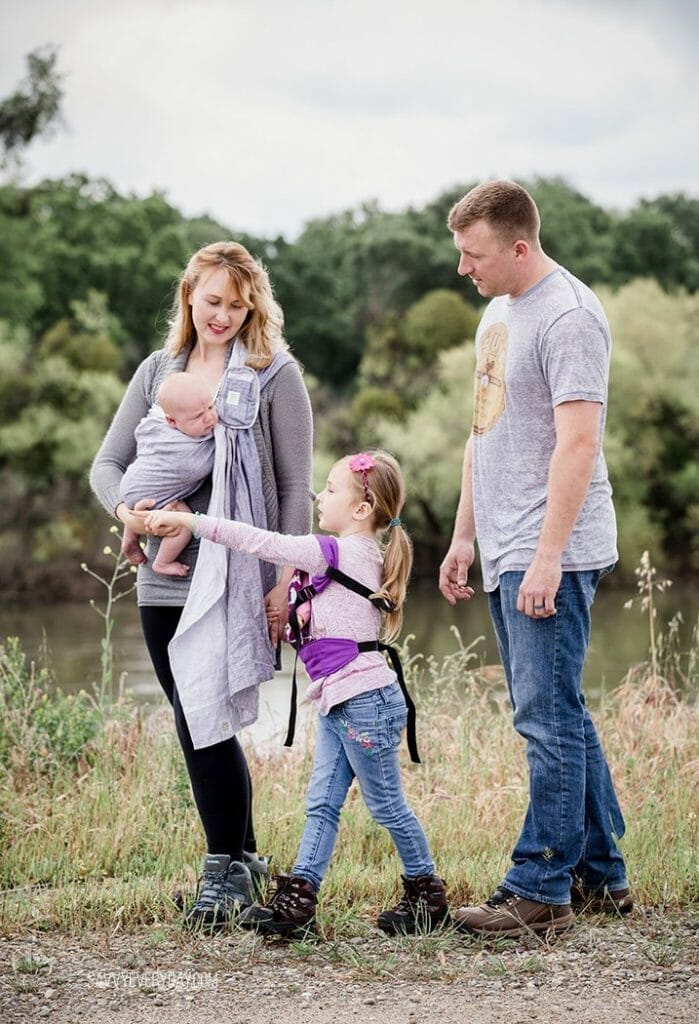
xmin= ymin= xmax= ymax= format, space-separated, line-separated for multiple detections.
xmin=170 ymin=395 xmax=219 ymax=437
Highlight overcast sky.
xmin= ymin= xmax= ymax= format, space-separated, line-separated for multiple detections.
xmin=1 ymin=0 xmax=697 ymax=238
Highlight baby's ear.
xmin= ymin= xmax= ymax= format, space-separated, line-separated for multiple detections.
xmin=164 ymin=415 xmax=177 ymax=428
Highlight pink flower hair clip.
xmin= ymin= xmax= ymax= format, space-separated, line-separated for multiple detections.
xmin=349 ymin=452 xmax=376 ymax=503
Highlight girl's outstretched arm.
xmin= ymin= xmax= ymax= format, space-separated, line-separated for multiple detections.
xmin=144 ymin=510 xmax=326 ymax=575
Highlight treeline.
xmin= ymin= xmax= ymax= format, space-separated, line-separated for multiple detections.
xmin=0 ymin=174 xmax=697 ymax=597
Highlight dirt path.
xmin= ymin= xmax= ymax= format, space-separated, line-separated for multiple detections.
xmin=2 ymin=912 xmax=697 ymax=1024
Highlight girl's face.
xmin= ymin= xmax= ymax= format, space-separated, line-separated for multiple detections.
xmin=188 ymin=267 xmax=249 ymax=347
xmin=316 ymin=459 xmax=372 ymax=536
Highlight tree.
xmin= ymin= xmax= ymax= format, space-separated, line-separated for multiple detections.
xmin=0 ymin=47 xmax=63 ymax=166
xmin=611 ymin=205 xmax=699 ymax=291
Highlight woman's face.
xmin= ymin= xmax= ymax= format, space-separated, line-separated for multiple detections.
xmin=188 ymin=268 xmax=249 ymax=348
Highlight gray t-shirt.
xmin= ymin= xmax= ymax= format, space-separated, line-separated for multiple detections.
xmin=472 ymin=267 xmax=617 ymax=592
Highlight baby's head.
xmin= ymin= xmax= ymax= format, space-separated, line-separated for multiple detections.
xmin=157 ymin=373 xmax=219 ymax=437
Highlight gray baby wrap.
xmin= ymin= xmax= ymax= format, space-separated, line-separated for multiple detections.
xmin=168 ymin=348 xmax=294 ymax=749
xmin=120 ymin=409 xmax=215 ymax=509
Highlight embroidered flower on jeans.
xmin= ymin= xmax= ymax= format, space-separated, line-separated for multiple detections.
xmin=339 ymin=716 xmax=374 ymax=755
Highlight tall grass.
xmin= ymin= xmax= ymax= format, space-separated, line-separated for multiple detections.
xmin=0 ymin=557 xmax=696 ymax=936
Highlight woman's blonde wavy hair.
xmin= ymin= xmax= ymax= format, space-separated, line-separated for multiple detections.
xmin=346 ymin=449 xmax=413 ymax=643
xmin=164 ymin=241 xmax=287 ymax=369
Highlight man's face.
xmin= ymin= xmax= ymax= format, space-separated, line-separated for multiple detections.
xmin=453 ymin=220 xmax=519 ymax=298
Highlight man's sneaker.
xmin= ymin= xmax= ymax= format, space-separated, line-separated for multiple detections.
xmin=184 ymin=854 xmax=254 ymax=931
xmin=454 ymin=887 xmax=574 ymax=939
xmin=238 ymin=873 xmax=317 ymax=938
xmin=243 ymin=850 xmax=270 ymax=898
xmin=571 ymin=879 xmax=634 ymax=916
xmin=377 ymin=874 xmax=450 ymax=935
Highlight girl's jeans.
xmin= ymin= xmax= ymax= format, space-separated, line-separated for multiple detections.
xmin=293 ymin=682 xmax=435 ymax=890
xmin=489 ymin=569 xmax=629 ymax=905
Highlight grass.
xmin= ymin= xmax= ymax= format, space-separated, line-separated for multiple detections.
xmin=0 ymin=615 xmax=696 ymax=940
xmin=0 ymin=544 xmax=696 ymax=942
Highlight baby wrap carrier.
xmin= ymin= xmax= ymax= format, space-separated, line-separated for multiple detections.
xmin=168 ymin=347 xmax=293 ymax=749
xmin=120 ymin=408 xmax=215 ymax=508
xmin=284 ymin=535 xmax=420 ymax=763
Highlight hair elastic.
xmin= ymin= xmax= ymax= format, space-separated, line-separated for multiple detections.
xmin=388 ymin=517 xmax=401 ymax=529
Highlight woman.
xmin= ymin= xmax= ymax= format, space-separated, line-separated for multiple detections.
xmin=90 ymin=242 xmax=313 ymax=929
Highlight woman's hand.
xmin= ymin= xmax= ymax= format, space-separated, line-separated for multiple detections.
xmin=264 ymin=579 xmax=290 ymax=646
xmin=116 ymin=499 xmax=156 ymax=565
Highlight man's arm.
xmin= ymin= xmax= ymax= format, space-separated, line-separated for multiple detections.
xmin=518 ymin=400 xmax=601 ymax=618
xmin=438 ymin=436 xmax=476 ymax=605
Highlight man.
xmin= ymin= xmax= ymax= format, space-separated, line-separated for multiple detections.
xmin=439 ymin=180 xmax=631 ymax=939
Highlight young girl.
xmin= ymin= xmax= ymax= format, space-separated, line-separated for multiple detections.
xmin=144 ymin=450 xmax=448 ymax=937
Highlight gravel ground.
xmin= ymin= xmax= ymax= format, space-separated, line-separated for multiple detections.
xmin=2 ymin=911 xmax=697 ymax=1024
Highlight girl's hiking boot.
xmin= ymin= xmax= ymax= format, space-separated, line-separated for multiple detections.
xmin=243 ymin=850 xmax=270 ymax=898
xmin=184 ymin=854 xmax=254 ymax=931
xmin=570 ymin=879 xmax=634 ymax=916
xmin=454 ymin=887 xmax=574 ymax=939
xmin=377 ymin=874 xmax=450 ymax=934
xmin=238 ymin=873 xmax=317 ymax=938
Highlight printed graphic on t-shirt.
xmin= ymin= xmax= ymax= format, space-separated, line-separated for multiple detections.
xmin=473 ymin=322 xmax=508 ymax=436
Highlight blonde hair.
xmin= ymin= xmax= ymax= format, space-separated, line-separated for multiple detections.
xmin=447 ymin=180 xmax=540 ymax=244
xmin=346 ymin=450 xmax=413 ymax=642
xmin=164 ymin=241 xmax=287 ymax=369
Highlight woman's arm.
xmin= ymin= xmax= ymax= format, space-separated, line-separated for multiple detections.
xmin=269 ymin=361 xmax=314 ymax=535
xmin=89 ymin=356 xmax=155 ymax=518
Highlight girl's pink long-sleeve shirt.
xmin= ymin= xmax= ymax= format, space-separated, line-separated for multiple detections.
xmin=194 ymin=516 xmax=395 ymax=714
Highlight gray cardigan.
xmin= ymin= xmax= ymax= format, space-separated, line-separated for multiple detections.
xmin=90 ymin=345 xmax=314 ymax=605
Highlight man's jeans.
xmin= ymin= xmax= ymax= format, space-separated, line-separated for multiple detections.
xmin=293 ymin=682 xmax=435 ymax=890
xmin=488 ymin=569 xmax=628 ymax=905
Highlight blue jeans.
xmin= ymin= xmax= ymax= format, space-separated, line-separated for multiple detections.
xmin=488 ymin=569 xmax=628 ymax=905
xmin=293 ymin=682 xmax=435 ymax=890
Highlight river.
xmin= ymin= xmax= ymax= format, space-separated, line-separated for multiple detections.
xmin=1 ymin=581 xmax=696 ymax=748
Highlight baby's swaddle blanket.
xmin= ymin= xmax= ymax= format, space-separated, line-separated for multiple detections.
xmin=120 ymin=407 xmax=215 ymax=508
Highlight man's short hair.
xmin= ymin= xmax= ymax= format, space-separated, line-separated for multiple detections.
xmin=447 ymin=180 xmax=540 ymax=243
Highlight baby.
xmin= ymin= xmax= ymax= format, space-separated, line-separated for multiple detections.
xmin=120 ymin=373 xmax=218 ymax=576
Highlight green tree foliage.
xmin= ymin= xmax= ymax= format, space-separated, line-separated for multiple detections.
xmin=526 ymin=177 xmax=614 ymax=284
xmin=0 ymin=47 xmax=63 ymax=166
xmin=600 ymin=279 xmax=699 ymax=571
xmin=0 ymin=168 xmax=696 ymax=592
xmin=0 ymin=176 xmax=240 ymax=369
xmin=0 ymin=321 xmax=125 ymax=596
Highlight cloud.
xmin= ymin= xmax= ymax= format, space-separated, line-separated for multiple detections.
xmin=0 ymin=0 xmax=696 ymax=236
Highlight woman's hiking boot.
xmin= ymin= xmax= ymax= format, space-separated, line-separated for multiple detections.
xmin=377 ymin=874 xmax=450 ymax=934
xmin=243 ymin=850 xmax=270 ymax=898
xmin=184 ymin=854 xmax=254 ymax=931
xmin=238 ymin=873 xmax=317 ymax=938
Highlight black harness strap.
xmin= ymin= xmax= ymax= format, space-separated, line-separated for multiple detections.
xmin=283 ymin=567 xmax=420 ymax=764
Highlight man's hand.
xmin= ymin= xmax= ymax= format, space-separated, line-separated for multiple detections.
xmin=517 ymin=554 xmax=561 ymax=618
xmin=438 ymin=540 xmax=476 ymax=606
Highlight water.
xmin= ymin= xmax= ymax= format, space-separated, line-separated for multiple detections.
xmin=0 ymin=582 xmax=695 ymax=747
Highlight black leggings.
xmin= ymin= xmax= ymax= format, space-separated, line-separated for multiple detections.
xmin=139 ymin=605 xmax=257 ymax=860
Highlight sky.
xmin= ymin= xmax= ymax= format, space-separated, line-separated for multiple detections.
xmin=1 ymin=0 xmax=697 ymax=239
